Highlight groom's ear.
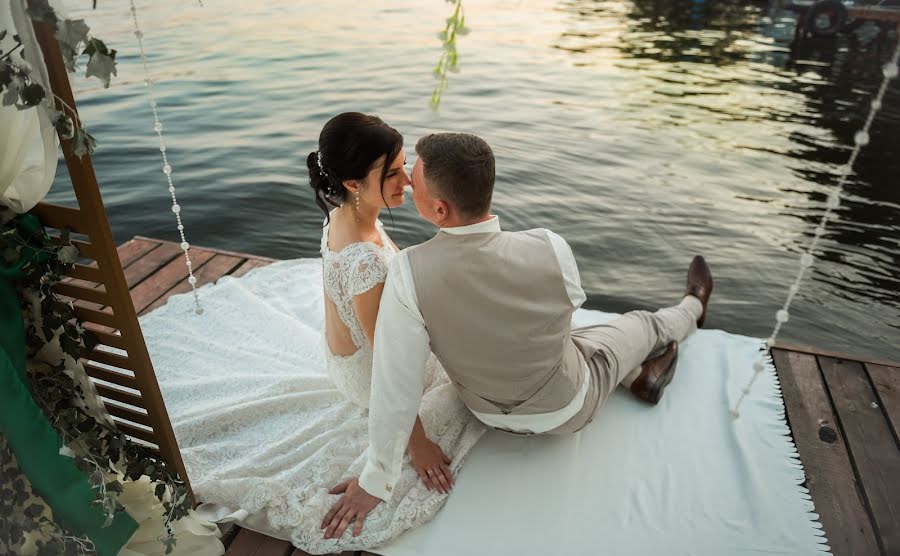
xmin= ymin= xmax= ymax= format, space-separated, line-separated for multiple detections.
xmin=434 ymin=200 xmax=452 ymax=225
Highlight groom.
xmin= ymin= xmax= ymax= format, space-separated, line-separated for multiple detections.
xmin=322 ymin=133 xmax=713 ymax=539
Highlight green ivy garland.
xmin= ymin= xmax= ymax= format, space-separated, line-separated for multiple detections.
xmin=431 ymin=0 xmax=469 ymax=110
xmin=1 ymin=208 xmax=190 ymax=555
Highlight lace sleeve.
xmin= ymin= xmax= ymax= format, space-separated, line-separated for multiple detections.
xmin=346 ymin=244 xmax=389 ymax=297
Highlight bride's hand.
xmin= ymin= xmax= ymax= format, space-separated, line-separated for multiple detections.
xmin=407 ymin=437 xmax=454 ymax=494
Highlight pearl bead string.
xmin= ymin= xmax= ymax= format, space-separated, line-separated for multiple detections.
xmin=730 ymin=41 xmax=899 ymax=420
xmin=128 ymin=0 xmax=203 ymax=315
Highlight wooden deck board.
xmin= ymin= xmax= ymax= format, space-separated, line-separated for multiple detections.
xmin=116 ymin=238 xmax=163 ymax=269
xmin=122 ymin=237 xmax=900 ymax=556
xmin=224 ymin=529 xmax=294 ymax=556
xmin=143 ymin=253 xmax=244 ymax=314
xmin=231 ymin=257 xmax=272 ymax=278
xmin=866 ymin=363 xmax=900 ymax=447
xmin=772 ymin=349 xmax=880 ymax=556
xmin=132 ymin=248 xmax=216 ymax=315
xmin=122 ymin=241 xmax=183 ymax=288
xmin=819 ymin=357 xmax=900 ymax=555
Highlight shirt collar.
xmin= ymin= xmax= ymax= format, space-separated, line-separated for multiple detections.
xmin=440 ymin=216 xmax=501 ymax=235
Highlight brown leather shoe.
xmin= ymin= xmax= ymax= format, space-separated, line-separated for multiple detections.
xmin=685 ymin=255 xmax=713 ymax=328
xmin=630 ymin=341 xmax=679 ymax=405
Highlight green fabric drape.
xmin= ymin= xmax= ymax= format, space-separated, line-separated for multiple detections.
xmin=0 ymin=213 xmax=137 ymax=556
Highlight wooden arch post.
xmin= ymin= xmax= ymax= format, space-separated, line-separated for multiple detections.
xmin=27 ymin=14 xmax=195 ymax=504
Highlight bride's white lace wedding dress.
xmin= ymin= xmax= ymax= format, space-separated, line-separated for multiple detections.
xmin=137 ymin=219 xmax=486 ymax=554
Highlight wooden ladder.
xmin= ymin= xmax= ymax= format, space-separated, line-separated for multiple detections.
xmin=27 ymin=15 xmax=194 ymax=504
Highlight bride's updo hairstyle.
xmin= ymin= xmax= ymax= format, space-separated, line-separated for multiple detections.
xmin=307 ymin=112 xmax=403 ymax=223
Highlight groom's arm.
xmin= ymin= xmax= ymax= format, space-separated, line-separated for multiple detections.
xmin=359 ymin=251 xmax=432 ymax=501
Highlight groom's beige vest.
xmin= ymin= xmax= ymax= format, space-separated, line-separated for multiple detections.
xmin=406 ymin=229 xmax=585 ymax=416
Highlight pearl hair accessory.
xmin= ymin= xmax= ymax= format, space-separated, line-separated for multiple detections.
xmin=129 ymin=0 xmax=203 ymax=315
xmin=730 ymin=44 xmax=900 ymax=420
xmin=317 ymin=151 xmax=336 ymax=197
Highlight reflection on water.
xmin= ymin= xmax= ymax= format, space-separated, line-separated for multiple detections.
xmin=48 ymin=0 xmax=899 ymax=360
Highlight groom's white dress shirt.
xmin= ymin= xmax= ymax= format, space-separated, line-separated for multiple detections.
xmin=359 ymin=216 xmax=588 ymax=501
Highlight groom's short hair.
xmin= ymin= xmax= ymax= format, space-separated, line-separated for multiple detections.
xmin=415 ymin=133 xmax=495 ymax=218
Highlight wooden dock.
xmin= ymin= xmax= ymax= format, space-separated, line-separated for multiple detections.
xmin=118 ymin=236 xmax=899 ymax=556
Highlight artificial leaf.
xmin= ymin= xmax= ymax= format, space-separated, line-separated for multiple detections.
xmin=20 ymin=83 xmax=45 ymax=106
xmin=82 ymin=38 xmax=113 ymax=58
xmin=85 ymin=51 xmax=117 ymax=88
xmin=105 ymin=480 xmax=123 ymax=493
xmin=2 ymin=75 xmax=22 ymax=106
xmin=82 ymin=331 xmax=99 ymax=354
xmin=71 ymin=125 xmax=96 ymax=158
xmin=53 ymin=112 xmax=75 ymax=140
xmin=25 ymin=0 xmax=56 ymax=24
xmin=58 ymin=332 xmax=81 ymax=359
xmin=57 ymin=245 xmax=79 ymax=264
xmin=54 ymin=19 xmax=90 ymax=50
xmin=0 ymin=30 xmax=7 ymax=42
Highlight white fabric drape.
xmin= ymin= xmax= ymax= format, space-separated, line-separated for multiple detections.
xmin=0 ymin=0 xmax=58 ymax=213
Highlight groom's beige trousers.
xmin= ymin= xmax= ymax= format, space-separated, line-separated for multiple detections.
xmin=545 ymin=296 xmax=703 ymax=435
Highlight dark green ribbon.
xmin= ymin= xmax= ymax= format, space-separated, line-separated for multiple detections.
xmin=1 ymin=213 xmax=137 ymax=556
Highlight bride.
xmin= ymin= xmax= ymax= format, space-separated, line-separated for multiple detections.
xmin=139 ymin=113 xmax=485 ymax=554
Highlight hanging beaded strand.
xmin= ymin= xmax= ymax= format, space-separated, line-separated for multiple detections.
xmin=730 ymin=42 xmax=900 ymax=420
xmin=129 ymin=0 xmax=203 ymax=315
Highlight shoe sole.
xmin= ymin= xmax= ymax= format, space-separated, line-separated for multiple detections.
xmin=648 ymin=349 xmax=679 ymax=404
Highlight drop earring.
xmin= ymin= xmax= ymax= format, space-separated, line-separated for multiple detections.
xmin=354 ymin=190 xmax=361 ymax=222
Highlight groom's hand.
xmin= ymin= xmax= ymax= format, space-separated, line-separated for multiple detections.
xmin=321 ymin=478 xmax=382 ymax=539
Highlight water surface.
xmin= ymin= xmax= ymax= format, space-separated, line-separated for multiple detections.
xmin=49 ymin=0 xmax=900 ymax=361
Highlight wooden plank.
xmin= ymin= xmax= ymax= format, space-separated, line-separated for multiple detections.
xmin=819 ymin=356 xmax=900 ymax=555
xmin=83 ymin=363 xmax=137 ymax=389
xmin=136 ymin=236 xmax=277 ymax=263
xmin=103 ymin=401 xmax=151 ymax=428
xmin=29 ymin=202 xmax=93 ymax=235
xmin=84 ymin=349 xmax=135 ymax=373
xmin=85 ymin=327 xmax=127 ymax=351
xmin=122 ymin=242 xmax=183 ymax=288
xmin=74 ymin=305 xmax=117 ymax=329
xmin=53 ymin=282 xmax=109 ymax=306
xmin=225 ymin=529 xmax=294 ymax=556
xmin=143 ymin=254 xmax=244 ymax=314
xmin=63 ymin=239 xmax=161 ymax=300
xmin=113 ymin=419 xmax=157 ymax=444
xmin=230 ymin=258 xmax=272 ymax=278
xmin=774 ymin=341 xmax=900 ymax=369
xmin=117 ymin=238 xmax=162 ymax=269
xmin=845 ymin=5 xmax=900 ymax=23
xmin=866 ymin=363 xmax=900 ymax=447
xmin=94 ymin=383 xmax=145 ymax=409
xmin=66 ymin=263 xmax=103 ymax=284
xmin=220 ymin=523 xmax=242 ymax=550
xmin=131 ymin=248 xmax=216 ymax=315
xmin=72 ymin=239 xmax=99 ymax=260
xmin=771 ymin=349 xmax=880 ymax=555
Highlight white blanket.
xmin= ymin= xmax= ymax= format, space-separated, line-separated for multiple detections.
xmin=375 ymin=311 xmax=829 ymax=556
